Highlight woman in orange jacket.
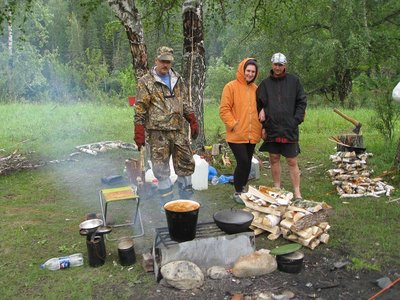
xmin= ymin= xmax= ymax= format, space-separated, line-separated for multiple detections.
xmin=219 ymin=58 xmax=262 ymax=203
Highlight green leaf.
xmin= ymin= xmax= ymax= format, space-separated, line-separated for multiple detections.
xmin=270 ymin=243 xmax=302 ymax=256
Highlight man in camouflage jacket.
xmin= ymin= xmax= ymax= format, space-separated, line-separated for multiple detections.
xmin=134 ymin=46 xmax=199 ymax=208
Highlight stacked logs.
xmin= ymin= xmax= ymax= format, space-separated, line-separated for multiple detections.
xmin=327 ymin=151 xmax=394 ymax=198
xmin=241 ymin=186 xmax=332 ymax=249
xmin=278 ymin=200 xmax=332 ymax=250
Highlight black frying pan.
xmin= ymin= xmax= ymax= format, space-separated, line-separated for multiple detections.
xmin=213 ymin=208 xmax=254 ymax=234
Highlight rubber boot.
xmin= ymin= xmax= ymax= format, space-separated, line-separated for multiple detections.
xmin=177 ymin=176 xmax=194 ymax=199
xmin=158 ymin=187 xmax=174 ymax=212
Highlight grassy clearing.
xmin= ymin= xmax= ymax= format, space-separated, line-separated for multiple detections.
xmin=1 ymin=102 xmax=399 ymax=298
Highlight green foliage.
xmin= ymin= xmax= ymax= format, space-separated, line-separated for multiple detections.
xmin=365 ymin=77 xmax=400 ymax=142
xmin=0 ymin=43 xmax=47 ymax=100
xmin=350 ymin=257 xmax=380 ymax=272
xmin=79 ymin=48 xmax=108 ymax=93
xmin=204 ymin=57 xmax=235 ymax=102
xmin=371 ymin=96 xmax=400 ymax=142
xmin=1 ymin=0 xmax=400 ymax=108
xmin=114 ymin=66 xmax=137 ymax=97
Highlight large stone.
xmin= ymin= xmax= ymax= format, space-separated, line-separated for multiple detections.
xmin=232 ymin=249 xmax=277 ymax=278
xmin=207 ymin=266 xmax=230 ymax=279
xmin=161 ymin=260 xmax=204 ymax=290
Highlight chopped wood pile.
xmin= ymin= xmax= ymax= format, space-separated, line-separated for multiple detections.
xmin=76 ymin=141 xmax=136 ymax=155
xmin=241 ymin=186 xmax=332 ymax=249
xmin=0 ymin=150 xmax=43 ymax=175
xmin=327 ymin=151 xmax=394 ymax=198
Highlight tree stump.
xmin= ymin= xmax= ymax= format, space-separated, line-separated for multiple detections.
xmin=336 ymin=134 xmax=365 ymax=153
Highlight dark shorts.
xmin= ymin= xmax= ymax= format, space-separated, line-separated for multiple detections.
xmin=259 ymin=142 xmax=300 ymax=158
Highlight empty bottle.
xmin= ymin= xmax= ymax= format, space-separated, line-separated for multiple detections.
xmin=211 ymin=175 xmax=219 ymax=185
xmin=40 ymin=253 xmax=84 ymax=270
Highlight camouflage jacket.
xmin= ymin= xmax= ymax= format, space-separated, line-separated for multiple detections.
xmin=134 ymin=67 xmax=194 ymax=131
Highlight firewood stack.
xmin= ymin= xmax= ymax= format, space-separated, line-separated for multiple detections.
xmin=241 ymin=186 xmax=332 ymax=250
xmin=327 ymin=151 xmax=394 ymax=198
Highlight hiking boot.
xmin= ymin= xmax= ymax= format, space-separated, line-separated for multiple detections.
xmin=232 ymin=192 xmax=244 ymax=204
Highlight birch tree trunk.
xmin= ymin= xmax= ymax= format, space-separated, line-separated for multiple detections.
xmin=182 ymin=0 xmax=206 ymax=150
xmin=107 ymin=0 xmax=148 ymax=80
xmin=395 ymin=138 xmax=400 ymax=171
xmin=7 ymin=8 xmax=13 ymax=97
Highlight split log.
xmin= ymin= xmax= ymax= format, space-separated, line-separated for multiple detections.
xmin=267 ymin=233 xmax=281 ymax=240
xmin=251 ymin=227 xmax=265 ymax=236
xmin=309 ymin=239 xmax=321 ymax=250
xmin=262 ymin=214 xmax=281 ymax=227
xmin=293 ymin=212 xmax=306 ymax=222
xmin=297 ymin=235 xmax=315 ymax=247
xmin=251 ymin=221 xmax=281 ymax=235
xmin=294 ymin=227 xmax=313 ymax=239
xmin=248 ymin=185 xmax=277 ymax=204
xmin=291 ymin=208 xmax=333 ymax=232
xmin=280 ymin=219 xmax=294 ymax=229
xmin=319 ymin=233 xmax=330 ymax=244
xmin=312 ymin=226 xmax=323 ymax=236
xmin=242 ymin=198 xmax=282 ymax=216
xmin=318 ymin=222 xmax=329 ymax=231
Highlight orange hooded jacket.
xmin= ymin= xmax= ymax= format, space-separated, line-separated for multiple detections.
xmin=219 ymin=58 xmax=262 ymax=144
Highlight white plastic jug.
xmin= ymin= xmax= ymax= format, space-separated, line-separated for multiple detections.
xmin=192 ymin=155 xmax=209 ymax=190
xmin=249 ymin=156 xmax=260 ymax=180
xmin=147 ymin=157 xmax=177 ymax=184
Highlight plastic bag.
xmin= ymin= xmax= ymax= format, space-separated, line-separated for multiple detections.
xmin=218 ymin=175 xmax=234 ymax=184
xmin=393 ymin=81 xmax=400 ymax=102
xmin=208 ymin=166 xmax=218 ymax=181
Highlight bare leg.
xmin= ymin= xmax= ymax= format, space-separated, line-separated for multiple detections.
xmin=269 ymin=153 xmax=281 ymax=189
xmin=286 ymin=156 xmax=301 ymax=198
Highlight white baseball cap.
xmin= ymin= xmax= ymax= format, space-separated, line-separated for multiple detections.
xmin=271 ymin=53 xmax=287 ymax=65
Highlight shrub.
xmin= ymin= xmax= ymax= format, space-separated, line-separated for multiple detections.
xmin=204 ymin=57 xmax=235 ymax=102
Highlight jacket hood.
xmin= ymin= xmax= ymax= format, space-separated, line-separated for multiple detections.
xmin=236 ymin=57 xmax=258 ymax=85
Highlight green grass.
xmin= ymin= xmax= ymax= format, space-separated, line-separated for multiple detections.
xmin=1 ymin=102 xmax=400 ymax=298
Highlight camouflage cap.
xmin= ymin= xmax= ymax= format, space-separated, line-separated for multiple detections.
xmin=156 ymin=46 xmax=174 ymax=61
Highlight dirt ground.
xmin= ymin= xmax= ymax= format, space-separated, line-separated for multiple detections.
xmin=120 ymin=188 xmax=400 ymax=300
xmin=41 ymin=151 xmax=398 ymax=300
xmin=137 ymin=247 xmax=399 ymax=300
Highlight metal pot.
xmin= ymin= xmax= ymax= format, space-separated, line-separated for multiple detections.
xmin=276 ymin=251 xmax=304 ymax=273
xmin=213 ymin=208 xmax=254 ymax=234
xmin=79 ymin=219 xmax=103 ymax=235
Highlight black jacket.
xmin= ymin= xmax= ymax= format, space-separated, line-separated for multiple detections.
xmin=256 ymin=72 xmax=307 ymax=141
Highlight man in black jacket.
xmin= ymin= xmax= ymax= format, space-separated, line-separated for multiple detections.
xmin=257 ymin=53 xmax=307 ymax=200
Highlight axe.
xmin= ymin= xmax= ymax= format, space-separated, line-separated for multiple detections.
xmin=333 ymin=108 xmax=362 ymax=134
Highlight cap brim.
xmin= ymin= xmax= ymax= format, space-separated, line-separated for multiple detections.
xmin=158 ymin=55 xmax=174 ymax=61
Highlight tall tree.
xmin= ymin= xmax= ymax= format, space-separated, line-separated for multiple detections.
xmin=7 ymin=5 xmax=13 ymax=97
xmin=107 ymin=0 xmax=148 ymax=79
xmin=182 ymin=0 xmax=205 ymax=149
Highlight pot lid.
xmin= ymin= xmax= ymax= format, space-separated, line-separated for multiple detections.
xmin=96 ymin=226 xmax=112 ymax=235
xmin=270 ymin=243 xmax=302 ymax=256
xmin=79 ymin=218 xmax=103 ymax=230
xmin=213 ymin=209 xmax=253 ymax=224
xmin=118 ymin=237 xmax=134 ymax=250
xmin=278 ymin=250 xmax=304 ymax=260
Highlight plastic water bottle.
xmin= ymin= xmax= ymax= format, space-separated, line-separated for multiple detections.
xmin=211 ymin=175 xmax=219 ymax=185
xmin=40 ymin=253 xmax=84 ymax=270
xmin=249 ymin=156 xmax=260 ymax=180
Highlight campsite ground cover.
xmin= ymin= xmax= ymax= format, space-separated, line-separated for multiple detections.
xmin=0 ymin=103 xmax=399 ymax=299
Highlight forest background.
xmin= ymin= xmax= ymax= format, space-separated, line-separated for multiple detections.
xmin=1 ymin=0 xmax=400 ymax=147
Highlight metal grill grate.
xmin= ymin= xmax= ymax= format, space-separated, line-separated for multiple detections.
xmin=154 ymin=222 xmax=226 ymax=248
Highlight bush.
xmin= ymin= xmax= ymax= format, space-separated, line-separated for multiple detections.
xmin=204 ymin=57 xmax=235 ymax=102
xmin=369 ymin=77 xmax=400 ymax=142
